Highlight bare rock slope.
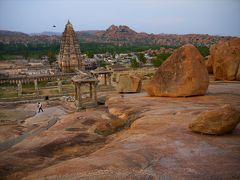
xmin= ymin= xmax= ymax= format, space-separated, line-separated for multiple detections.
xmin=18 ymin=82 xmax=240 ymax=179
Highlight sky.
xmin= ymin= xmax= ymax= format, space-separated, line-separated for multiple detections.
xmin=0 ymin=0 xmax=239 ymax=36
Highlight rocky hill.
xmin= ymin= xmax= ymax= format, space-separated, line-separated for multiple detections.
xmin=0 ymin=25 xmax=236 ymax=46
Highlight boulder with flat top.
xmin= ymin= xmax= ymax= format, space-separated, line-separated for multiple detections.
xmin=117 ymin=74 xmax=142 ymax=93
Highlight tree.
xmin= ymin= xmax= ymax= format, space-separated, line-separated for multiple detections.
xmin=137 ymin=53 xmax=146 ymax=64
xmin=86 ymin=51 xmax=94 ymax=58
xmin=151 ymin=53 xmax=171 ymax=67
xmin=152 ymin=57 xmax=164 ymax=67
xmin=130 ymin=58 xmax=139 ymax=68
xmin=99 ymin=60 xmax=108 ymax=68
xmin=47 ymin=51 xmax=56 ymax=65
xmin=197 ymin=46 xmax=209 ymax=57
xmin=23 ymin=51 xmax=30 ymax=61
xmin=156 ymin=53 xmax=171 ymax=61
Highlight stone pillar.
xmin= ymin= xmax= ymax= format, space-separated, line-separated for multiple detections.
xmin=78 ymin=84 xmax=82 ymax=108
xmin=108 ymin=73 xmax=112 ymax=86
xmin=93 ymin=82 xmax=97 ymax=106
xmin=58 ymin=79 xmax=63 ymax=94
xmin=74 ymin=84 xmax=78 ymax=101
xmin=104 ymin=74 xmax=107 ymax=85
xmin=34 ymin=79 xmax=39 ymax=96
xmin=17 ymin=81 xmax=22 ymax=97
xmin=89 ymin=83 xmax=92 ymax=98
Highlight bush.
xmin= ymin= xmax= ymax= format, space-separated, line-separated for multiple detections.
xmin=130 ymin=58 xmax=139 ymax=68
xmin=152 ymin=58 xmax=164 ymax=67
xmin=197 ymin=46 xmax=209 ymax=57
xmin=151 ymin=53 xmax=171 ymax=67
xmin=137 ymin=53 xmax=146 ymax=64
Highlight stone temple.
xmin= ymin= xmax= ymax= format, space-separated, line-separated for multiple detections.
xmin=58 ymin=20 xmax=84 ymax=73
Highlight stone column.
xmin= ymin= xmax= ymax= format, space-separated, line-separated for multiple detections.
xmin=89 ymin=83 xmax=93 ymax=98
xmin=17 ymin=81 xmax=22 ymax=97
xmin=93 ymin=82 xmax=97 ymax=106
xmin=58 ymin=79 xmax=63 ymax=94
xmin=74 ymin=83 xmax=78 ymax=101
xmin=108 ymin=73 xmax=112 ymax=86
xmin=78 ymin=84 xmax=82 ymax=108
xmin=34 ymin=79 xmax=39 ymax=96
xmin=104 ymin=74 xmax=107 ymax=85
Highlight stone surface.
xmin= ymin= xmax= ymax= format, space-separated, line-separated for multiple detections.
xmin=58 ymin=20 xmax=84 ymax=72
xmin=116 ymin=74 xmax=142 ymax=93
xmin=210 ymin=38 xmax=240 ymax=80
xmin=205 ymin=55 xmax=213 ymax=74
xmin=144 ymin=44 xmax=209 ymax=97
xmin=189 ymin=104 xmax=240 ymax=135
xmin=0 ymin=82 xmax=240 ymax=179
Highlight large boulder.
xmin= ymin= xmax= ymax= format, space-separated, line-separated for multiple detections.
xmin=144 ymin=44 xmax=209 ymax=97
xmin=116 ymin=74 xmax=142 ymax=93
xmin=210 ymin=38 xmax=240 ymax=80
xmin=189 ymin=104 xmax=240 ymax=135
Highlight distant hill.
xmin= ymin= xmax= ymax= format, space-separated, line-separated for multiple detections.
xmin=0 ymin=30 xmax=28 ymax=37
xmin=0 ymin=25 xmax=236 ymax=46
xmin=30 ymin=32 xmax=62 ymax=36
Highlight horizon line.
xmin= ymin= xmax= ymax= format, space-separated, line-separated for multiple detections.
xmin=0 ymin=25 xmax=239 ymax=38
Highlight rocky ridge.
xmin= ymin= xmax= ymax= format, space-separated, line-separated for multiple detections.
xmin=0 ymin=25 xmax=235 ymax=46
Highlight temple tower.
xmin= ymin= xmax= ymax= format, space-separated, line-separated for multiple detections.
xmin=58 ymin=20 xmax=84 ymax=72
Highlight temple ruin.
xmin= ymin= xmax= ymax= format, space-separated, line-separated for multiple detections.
xmin=72 ymin=74 xmax=98 ymax=109
xmin=58 ymin=20 xmax=84 ymax=73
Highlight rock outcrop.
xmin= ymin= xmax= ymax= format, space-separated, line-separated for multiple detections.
xmin=116 ymin=74 xmax=142 ymax=93
xmin=189 ymin=104 xmax=240 ymax=135
xmin=144 ymin=44 xmax=209 ymax=97
xmin=210 ymin=38 xmax=240 ymax=80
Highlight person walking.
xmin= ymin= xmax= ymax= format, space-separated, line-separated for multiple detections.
xmin=38 ymin=102 xmax=43 ymax=113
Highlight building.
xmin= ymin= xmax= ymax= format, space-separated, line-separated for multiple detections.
xmin=58 ymin=20 xmax=84 ymax=73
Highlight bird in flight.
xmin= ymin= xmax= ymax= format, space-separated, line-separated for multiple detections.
xmin=53 ymin=25 xmax=56 ymax=28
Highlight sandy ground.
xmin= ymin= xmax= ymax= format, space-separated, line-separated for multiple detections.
xmin=0 ymin=82 xmax=239 ymax=179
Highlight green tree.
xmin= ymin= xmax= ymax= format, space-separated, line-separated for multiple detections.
xmin=156 ymin=53 xmax=171 ymax=61
xmin=152 ymin=57 xmax=164 ymax=67
xmin=86 ymin=51 xmax=94 ymax=58
xmin=137 ymin=53 xmax=146 ymax=64
xmin=130 ymin=58 xmax=139 ymax=68
xmin=197 ymin=46 xmax=209 ymax=57
xmin=0 ymin=54 xmax=4 ymax=60
xmin=23 ymin=51 xmax=30 ymax=61
xmin=99 ymin=60 xmax=108 ymax=68
xmin=47 ymin=51 xmax=56 ymax=65
xmin=151 ymin=53 xmax=170 ymax=67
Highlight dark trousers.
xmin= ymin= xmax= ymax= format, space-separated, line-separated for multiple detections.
xmin=38 ymin=107 xmax=43 ymax=113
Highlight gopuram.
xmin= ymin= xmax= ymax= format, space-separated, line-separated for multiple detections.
xmin=58 ymin=20 xmax=84 ymax=73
